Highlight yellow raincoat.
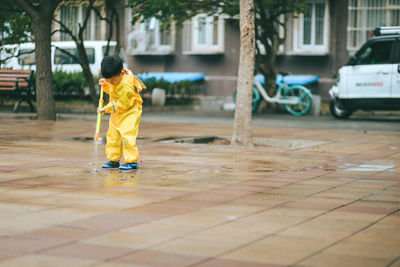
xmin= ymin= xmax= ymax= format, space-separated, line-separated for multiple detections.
xmin=102 ymin=68 xmax=145 ymax=163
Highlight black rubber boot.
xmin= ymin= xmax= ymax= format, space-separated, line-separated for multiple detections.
xmin=102 ymin=161 xmax=120 ymax=168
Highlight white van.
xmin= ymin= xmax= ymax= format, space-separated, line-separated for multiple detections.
xmin=0 ymin=41 xmax=127 ymax=75
xmin=329 ymin=26 xmax=400 ymax=119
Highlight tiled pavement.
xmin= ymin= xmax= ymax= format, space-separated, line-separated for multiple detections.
xmin=0 ymin=113 xmax=399 ymax=266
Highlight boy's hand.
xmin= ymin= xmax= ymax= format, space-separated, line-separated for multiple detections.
xmin=99 ymin=78 xmax=107 ymax=87
xmin=97 ymin=107 xmax=105 ymax=116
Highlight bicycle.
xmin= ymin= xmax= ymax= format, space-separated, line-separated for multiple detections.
xmin=234 ymin=72 xmax=315 ymax=116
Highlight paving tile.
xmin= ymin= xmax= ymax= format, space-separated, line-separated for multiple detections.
xmin=152 ymin=237 xmax=241 ymax=257
xmin=278 ymin=225 xmax=351 ymax=242
xmin=195 ymin=258 xmax=285 ymax=267
xmin=62 ymin=211 xmax=162 ymax=231
xmin=0 ymin=115 xmax=399 ymax=265
xmin=346 ymin=230 xmax=400 ymax=247
xmin=93 ymin=262 xmax=140 ymax=267
xmin=0 ymin=254 xmax=96 ymax=267
xmin=221 ymin=245 xmax=315 ymax=265
xmin=298 ymin=252 xmax=392 ymax=267
xmin=23 ymin=226 xmax=99 ymax=241
xmin=113 ymin=250 xmax=207 ymax=267
xmin=41 ymin=242 xmax=133 ymax=261
xmin=0 ymin=236 xmax=72 ymax=254
xmin=296 ymin=217 xmax=371 ymax=232
xmin=336 ymin=200 xmax=400 ymax=215
xmin=0 ymin=250 xmax=21 ymax=262
xmin=82 ymin=231 xmax=172 ymax=250
xmin=323 ymin=241 xmax=400 ymax=259
xmin=318 ymin=210 xmax=385 ymax=222
xmin=120 ymin=220 xmax=202 ymax=238
xmin=228 ymin=196 xmax=287 ymax=207
xmin=390 ymin=259 xmax=400 ymax=267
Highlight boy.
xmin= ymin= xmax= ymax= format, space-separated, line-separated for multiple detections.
xmin=97 ymin=55 xmax=145 ymax=170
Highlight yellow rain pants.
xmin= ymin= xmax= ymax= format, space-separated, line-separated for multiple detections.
xmin=102 ymin=68 xmax=145 ymax=163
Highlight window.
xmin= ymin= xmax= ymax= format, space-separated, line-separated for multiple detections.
xmin=355 ymin=41 xmax=393 ymax=64
xmin=348 ymin=0 xmax=400 ymax=52
xmin=60 ymin=5 xmax=79 ymax=41
xmin=299 ymin=1 xmax=328 ymax=50
xmin=290 ymin=0 xmax=329 ymax=54
xmin=125 ymin=15 xmax=175 ymax=55
xmin=54 ymin=48 xmax=95 ymax=64
xmin=18 ymin=49 xmax=35 ymax=66
xmin=189 ymin=14 xmax=224 ymax=53
xmin=59 ymin=5 xmax=103 ymax=41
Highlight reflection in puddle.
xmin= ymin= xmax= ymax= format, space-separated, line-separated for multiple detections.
xmin=341 ymin=164 xmax=395 ymax=172
xmin=104 ymin=172 xmax=138 ymax=187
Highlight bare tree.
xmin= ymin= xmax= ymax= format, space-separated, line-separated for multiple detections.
xmin=232 ymin=0 xmax=255 ymax=146
xmin=14 ymin=0 xmax=62 ymax=121
xmin=53 ymin=0 xmax=121 ymax=106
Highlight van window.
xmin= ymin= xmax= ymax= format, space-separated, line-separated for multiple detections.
xmin=390 ymin=41 xmax=400 ymax=63
xmin=54 ymin=47 xmax=95 ymax=64
xmin=356 ymin=41 xmax=393 ymax=65
xmin=18 ymin=49 xmax=36 ymax=66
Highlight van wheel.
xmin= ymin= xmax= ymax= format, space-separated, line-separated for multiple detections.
xmin=330 ymin=99 xmax=352 ymax=119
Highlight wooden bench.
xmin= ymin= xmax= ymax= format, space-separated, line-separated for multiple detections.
xmin=0 ymin=69 xmax=35 ymax=112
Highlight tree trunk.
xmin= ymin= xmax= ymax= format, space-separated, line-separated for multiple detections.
xmin=31 ymin=15 xmax=56 ymax=121
xmin=15 ymin=0 xmax=61 ymax=121
xmin=76 ymin=43 xmax=98 ymax=107
xmin=82 ymin=66 xmax=98 ymax=107
xmin=232 ymin=0 xmax=255 ymax=146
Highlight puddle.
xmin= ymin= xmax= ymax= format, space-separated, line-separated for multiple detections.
xmin=357 ymin=179 xmax=385 ymax=183
xmin=339 ymin=164 xmax=395 ymax=172
xmin=69 ymin=135 xmax=328 ymax=150
xmin=156 ymin=136 xmax=230 ymax=145
xmin=252 ymin=137 xmax=328 ymax=150
xmin=71 ymin=135 xmax=328 ymax=150
xmin=69 ymin=136 xmax=149 ymax=143
xmin=71 ymin=137 xmax=96 ymax=143
xmin=155 ymin=136 xmax=328 ymax=150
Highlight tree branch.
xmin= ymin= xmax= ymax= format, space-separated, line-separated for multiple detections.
xmin=78 ymin=0 xmax=96 ymax=41
xmin=52 ymin=45 xmax=80 ymax=65
xmin=53 ymin=18 xmax=79 ymax=43
xmin=13 ymin=0 xmax=37 ymax=18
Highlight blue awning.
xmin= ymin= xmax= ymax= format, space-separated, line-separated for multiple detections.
xmin=255 ymin=74 xmax=319 ymax=86
xmin=137 ymin=72 xmax=206 ymax=83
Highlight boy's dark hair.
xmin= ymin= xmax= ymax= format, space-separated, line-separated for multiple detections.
xmin=101 ymin=55 xmax=123 ymax=78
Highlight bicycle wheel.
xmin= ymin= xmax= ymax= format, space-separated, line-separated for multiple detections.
xmin=283 ymin=85 xmax=312 ymax=116
xmin=233 ymin=86 xmax=261 ymax=113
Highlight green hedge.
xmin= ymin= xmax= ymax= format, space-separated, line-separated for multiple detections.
xmin=34 ymin=71 xmax=202 ymax=104
xmin=143 ymin=77 xmax=202 ymax=97
xmin=143 ymin=78 xmax=203 ymax=105
xmin=52 ymin=71 xmax=87 ymax=97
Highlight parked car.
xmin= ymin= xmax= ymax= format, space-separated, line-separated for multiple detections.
xmin=329 ymin=26 xmax=400 ymax=119
xmin=0 ymin=41 xmax=127 ymax=75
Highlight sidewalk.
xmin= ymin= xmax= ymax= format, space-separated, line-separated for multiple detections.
xmin=0 ymin=113 xmax=399 ymax=266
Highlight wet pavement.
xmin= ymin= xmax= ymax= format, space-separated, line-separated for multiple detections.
xmin=0 ymin=112 xmax=399 ymax=266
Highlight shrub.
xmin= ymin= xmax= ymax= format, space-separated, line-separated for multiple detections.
xmin=52 ymin=71 xmax=87 ymax=98
xmin=142 ymin=77 xmax=203 ymax=105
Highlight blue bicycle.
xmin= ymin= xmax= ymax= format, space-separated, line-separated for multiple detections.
xmin=235 ymin=72 xmax=316 ymax=116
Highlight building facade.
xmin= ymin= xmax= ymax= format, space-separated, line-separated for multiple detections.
xmin=123 ymin=0 xmax=400 ymax=101
xmin=49 ymin=0 xmax=400 ymax=101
